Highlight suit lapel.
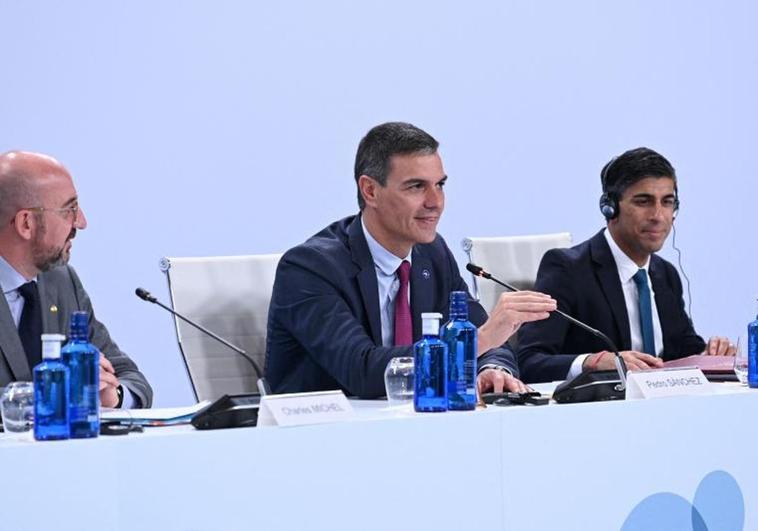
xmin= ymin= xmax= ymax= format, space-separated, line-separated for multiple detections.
xmin=348 ymin=216 xmax=383 ymax=346
xmin=410 ymin=250 xmax=434 ymax=341
xmin=590 ymin=231 xmax=632 ymax=350
xmin=0 ymin=293 xmax=32 ymax=381
xmin=648 ymin=256 xmax=671 ymax=349
xmin=37 ymin=272 xmax=64 ymax=335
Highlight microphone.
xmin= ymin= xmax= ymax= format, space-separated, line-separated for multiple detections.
xmin=135 ymin=287 xmax=270 ymax=396
xmin=135 ymin=287 xmax=157 ymax=303
xmin=466 ymin=263 xmax=628 ymax=402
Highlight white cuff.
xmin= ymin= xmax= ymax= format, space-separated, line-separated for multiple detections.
xmin=120 ymin=384 xmax=137 ymax=409
xmin=567 ymin=354 xmax=592 ymax=379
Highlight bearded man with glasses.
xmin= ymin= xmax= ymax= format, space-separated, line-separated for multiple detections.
xmin=0 ymin=151 xmax=152 ymax=408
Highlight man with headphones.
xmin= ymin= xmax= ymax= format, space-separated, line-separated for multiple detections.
xmin=515 ymin=147 xmax=733 ymax=383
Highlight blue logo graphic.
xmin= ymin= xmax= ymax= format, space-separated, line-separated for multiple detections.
xmin=622 ymin=471 xmax=744 ymax=531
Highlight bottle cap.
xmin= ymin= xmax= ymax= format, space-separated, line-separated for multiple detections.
xmin=421 ymin=312 xmax=443 ymax=336
xmin=41 ymin=333 xmax=66 ymax=360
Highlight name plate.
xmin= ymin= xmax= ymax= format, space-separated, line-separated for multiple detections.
xmin=626 ymin=367 xmax=713 ymax=399
xmin=257 ymin=390 xmax=355 ymax=427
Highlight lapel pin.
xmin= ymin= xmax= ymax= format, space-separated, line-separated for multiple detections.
xmin=422 ymin=269 xmax=431 ymax=280
xmin=50 ymin=305 xmax=58 ymax=313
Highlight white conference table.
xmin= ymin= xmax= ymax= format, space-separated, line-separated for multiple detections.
xmin=0 ymin=383 xmax=755 ymax=531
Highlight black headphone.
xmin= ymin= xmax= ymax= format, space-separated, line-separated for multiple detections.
xmin=598 ymin=156 xmax=621 ymax=220
xmin=599 ymin=155 xmax=680 ymax=220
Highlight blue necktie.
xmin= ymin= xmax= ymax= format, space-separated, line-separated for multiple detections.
xmin=632 ymin=269 xmax=656 ymax=355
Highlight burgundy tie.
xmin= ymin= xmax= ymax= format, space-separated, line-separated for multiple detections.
xmin=393 ymin=260 xmax=412 ymax=346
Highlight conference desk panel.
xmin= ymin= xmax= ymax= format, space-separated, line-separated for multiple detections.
xmin=499 ymin=389 xmax=754 ymax=529
xmin=0 ymin=386 xmax=754 ymax=531
xmin=0 ymin=402 xmax=502 ymax=531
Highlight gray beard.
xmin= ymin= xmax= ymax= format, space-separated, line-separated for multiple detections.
xmin=33 ymin=245 xmax=68 ymax=272
xmin=32 ymin=223 xmax=75 ymax=272
xmin=35 ymin=250 xmax=68 ymax=272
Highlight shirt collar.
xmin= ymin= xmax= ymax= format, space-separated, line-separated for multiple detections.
xmin=0 ymin=255 xmax=33 ymax=295
xmin=603 ymin=228 xmax=650 ymax=283
xmin=361 ymin=217 xmax=412 ymax=276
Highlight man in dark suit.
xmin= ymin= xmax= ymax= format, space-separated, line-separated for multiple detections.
xmin=517 ymin=147 xmax=733 ymax=383
xmin=266 ymin=122 xmax=556 ymax=397
xmin=0 ymin=151 xmax=152 ymax=407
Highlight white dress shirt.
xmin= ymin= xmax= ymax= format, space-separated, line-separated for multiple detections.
xmin=567 ymin=229 xmax=664 ymax=378
xmin=361 ymin=218 xmax=412 ymax=347
xmin=361 ymin=219 xmax=510 ymax=376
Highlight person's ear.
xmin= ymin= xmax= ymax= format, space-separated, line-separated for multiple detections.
xmin=358 ymin=175 xmax=381 ymax=208
xmin=11 ymin=209 xmax=36 ymax=241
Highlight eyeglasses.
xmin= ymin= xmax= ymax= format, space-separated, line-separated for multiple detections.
xmin=24 ymin=205 xmax=80 ymax=222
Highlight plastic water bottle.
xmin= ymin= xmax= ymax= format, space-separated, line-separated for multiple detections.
xmin=441 ymin=291 xmax=477 ymax=410
xmin=61 ymin=312 xmax=100 ymax=438
xmin=414 ymin=312 xmax=448 ymax=412
xmin=33 ymin=334 xmax=70 ymax=441
xmin=748 ymin=301 xmax=758 ymax=389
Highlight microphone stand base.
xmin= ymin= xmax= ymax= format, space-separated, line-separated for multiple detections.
xmin=191 ymin=393 xmax=261 ymax=430
xmin=552 ymin=371 xmax=625 ymax=404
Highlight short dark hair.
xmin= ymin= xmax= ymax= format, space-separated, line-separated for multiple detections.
xmin=354 ymin=122 xmax=439 ymax=209
xmin=600 ymin=147 xmax=677 ymax=198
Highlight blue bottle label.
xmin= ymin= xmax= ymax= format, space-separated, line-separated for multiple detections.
xmin=414 ymin=337 xmax=448 ymax=412
xmin=62 ymin=342 xmax=100 ymax=437
xmin=443 ymin=322 xmax=477 ymax=410
xmin=33 ymin=362 xmax=70 ymax=441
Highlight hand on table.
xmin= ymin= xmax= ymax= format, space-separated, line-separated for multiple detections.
xmin=476 ymin=368 xmax=530 ymax=394
xmin=99 ymin=353 xmax=121 ymax=408
xmin=704 ymin=336 xmax=736 ymax=356
xmin=583 ymin=350 xmax=663 ymax=372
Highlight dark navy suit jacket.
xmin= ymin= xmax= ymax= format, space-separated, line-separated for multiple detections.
xmin=516 ymin=230 xmax=705 ymax=383
xmin=265 ymin=215 xmax=518 ymax=397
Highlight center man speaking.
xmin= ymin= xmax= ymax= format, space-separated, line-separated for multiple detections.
xmin=265 ymin=122 xmax=555 ymax=397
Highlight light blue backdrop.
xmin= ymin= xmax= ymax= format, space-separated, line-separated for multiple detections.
xmin=1 ymin=1 xmax=755 ymax=406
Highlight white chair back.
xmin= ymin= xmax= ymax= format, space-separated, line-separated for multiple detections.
xmin=462 ymin=233 xmax=572 ymax=314
xmin=161 ymin=253 xmax=282 ymax=402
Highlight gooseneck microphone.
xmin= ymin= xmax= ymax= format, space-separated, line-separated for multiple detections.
xmin=466 ymin=263 xmax=628 ymax=397
xmin=135 ymin=287 xmax=270 ymax=395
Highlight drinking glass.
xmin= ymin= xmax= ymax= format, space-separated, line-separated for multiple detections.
xmin=384 ymin=357 xmax=415 ymax=406
xmin=734 ymin=337 xmax=748 ymax=385
xmin=0 ymin=381 xmax=35 ymax=435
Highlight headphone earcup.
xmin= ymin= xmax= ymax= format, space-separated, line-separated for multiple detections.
xmin=599 ymin=193 xmax=617 ymax=220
